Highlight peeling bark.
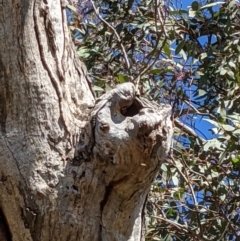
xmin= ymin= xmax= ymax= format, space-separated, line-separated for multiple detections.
xmin=0 ymin=0 xmax=173 ymax=241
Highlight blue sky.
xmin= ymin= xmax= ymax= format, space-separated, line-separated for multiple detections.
xmin=182 ymin=0 xmax=194 ymax=8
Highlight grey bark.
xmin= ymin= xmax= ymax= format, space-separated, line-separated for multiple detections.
xmin=0 ymin=1 xmax=173 ymax=241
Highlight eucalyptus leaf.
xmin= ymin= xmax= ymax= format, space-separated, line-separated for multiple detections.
xmin=200 ymin=2 xmax=225 ymax=9
xmin=175 ymin=40 xmax=186 ymax=55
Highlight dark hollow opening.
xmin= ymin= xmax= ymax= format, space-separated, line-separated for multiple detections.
xmin=121 ymin=99 xmax=143 ymax=117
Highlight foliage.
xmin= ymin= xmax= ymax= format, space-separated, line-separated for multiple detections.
xmin=67 ymin=0 xmax=240 ymax=240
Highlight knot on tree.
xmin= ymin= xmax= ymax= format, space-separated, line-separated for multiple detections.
xmin=73 ymin=82 xmax=173 ymax=169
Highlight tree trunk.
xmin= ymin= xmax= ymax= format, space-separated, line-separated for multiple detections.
xmin=0 ymin=1 xmax=173 ymax=241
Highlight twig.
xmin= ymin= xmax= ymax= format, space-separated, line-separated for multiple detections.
xmin=133 ymin=36 xmax=166 ymax=89
xmin=218 ymin=217 xmax=232 ymax=241
xmin=90 ymin=0 xmax=131 ymax=73
xmin=180 ymin=154 xmax=212 ymax=187
xmin=152 ymin=215 xmax=188 ymax=231
xmin=133 ymin=0 xmax=168 ymax=87
xmin=157 ymin=1 xmax=169 ymax=38
xmin=219 ymin=203 xmax=239 ymax=239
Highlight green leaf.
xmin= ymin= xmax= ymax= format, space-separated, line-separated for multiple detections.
xmin=200 ymin=52 xmax=207 ymax=60
xmin=149 ymin=69 xmax=163 ymax=74
xmin=66 ymin=4 xmax=78 ymax=14
xmin=222 ymin=124 xmax=235 ymax=132
xmin=157 ymin=80 xmax=164 ymax=88
xmin=220 ymin=68 xmax=227 ymax=75
xmin=169 ymin=10 xmax=188 ymax=15
xmin=227 ymin=70 xmax=235 ymax=79
xmin=179 ymin=49 xmax=187 ymax=61
xmin=191 ymin=1 xmax=199 ymax=10
xmin=204 ymin=119 xmax=219 ymax=127
xmin=87 ymin=22 xmax=96 ymax=29
xmin=92 ymin=85 xmax=104 ymax=92
xmin=232 ymin=157 xmax=240 ymax=164
xmin=172 ymin=176 xmax=179 ymax=186
xmin=118 ymin=74 xmax=128 ymax=83
xmin=233 ymin=129 xmax=240 ymax=135
xmin=229 ymin=61 xmax=236 ymax=69
xmin=77 ymin=47 xmax=90 ymax=58
xmin=220 ymin=101 xmax=226 ymax=120
xmin=115 ymin=23 xmax=123 ymax=34
xmin=163 ymin=43 xmax=171 ymax=57
xmin=219 ymin=194 xmax=226 ymax=201
xmin=198 ymin=89 xmax=206 ymax=97
xmin=236 ymin=72 xmax=240 ymax=84
xmin=105 ymin=84 xmax=112 ymax=92
xmin=188 ymin=8 xmax=196 ymax=18
xmin=203 ymin=139 xmax=224 ymax=151
xmin=200 ymin=2 xmax=225 ymax=10
xmin=173 ymin=188 xmax=185 ymax=200
xmin=162 ymin=234 xmax=173 ymax=241
xmin=161 ymin=163 xmax=168 ymax=172
xmin=151 ymin=237 xmax=161 ymax=241
xmin=175 ymin=40 xmax=185 ymax=55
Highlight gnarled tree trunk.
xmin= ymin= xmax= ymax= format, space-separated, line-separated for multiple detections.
xmin=0 ymin=1 xmax=173 ymax=241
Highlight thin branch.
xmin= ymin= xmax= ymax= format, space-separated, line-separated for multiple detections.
xmin=152 ymin=215 xmax=188 ymax=231
xmin=170 ymin=156 xmax=205 ymax=239
xmin=180 ymin=154 xmax=212 ymax=187
xmin=181 ymin=100 xmax=216 ymax=120
xmin=152 ymin=216 xmax=208 ymax=241
xmin=174 ymin=118 xmax=206 ymax=143
xmin=218 ymin=216 xmax=232 ymax=241
xmin=90 ymin=0 xmax=131 ymax=74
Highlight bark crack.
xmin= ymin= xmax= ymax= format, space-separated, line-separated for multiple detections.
xmin=3 ymin=137 xmax=27 ymax=187
xmin=0 ymin=60 xmax=7 ymax=134
xmin=99 ymin=182 xmax=113 ymax=241
xmin=33 ymin=0 xmax=69 ymax=136
xmin=40 ymin=1 xmax=65 ymax=82
xmin=0 ymin=209 xmax=11 ymax=241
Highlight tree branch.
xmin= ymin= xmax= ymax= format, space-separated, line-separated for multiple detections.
xmin=174 ymin=118 xmax=206 ymax=143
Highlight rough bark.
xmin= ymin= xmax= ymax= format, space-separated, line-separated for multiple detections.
xmin=0 ymin=1 xmax=173 ymax=241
